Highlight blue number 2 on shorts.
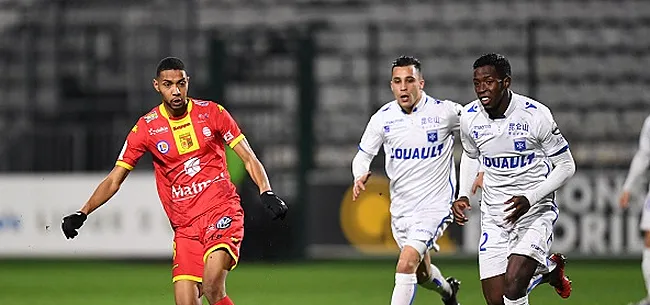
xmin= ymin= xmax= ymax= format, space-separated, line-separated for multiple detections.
xmin=479 ymin=232 xmax=488 ymax=252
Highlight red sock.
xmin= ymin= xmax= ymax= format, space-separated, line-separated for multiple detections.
xmin=213 ymin=295 xmax=234 ymax=305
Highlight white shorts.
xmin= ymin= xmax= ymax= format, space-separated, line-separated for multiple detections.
xmin=391 ymin=210 xmax=453 ymax=256
xmin=641 ymin=195 xmax=650 ymax=231
xmin=478 ymin=203 xmax=559 ymax=280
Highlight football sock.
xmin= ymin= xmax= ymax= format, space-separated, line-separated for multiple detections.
xmin=391 ymin=273 xmax=417 ymax=305
xmin=643 ymin=248 xmax=650 ymax=298
xmin=504 ymin=295 xmax=529 ymax=305
xmin=418 ymin=264 xmax=452 ymax=297
xmin=212 ymin=295 xmax=234 ymax=305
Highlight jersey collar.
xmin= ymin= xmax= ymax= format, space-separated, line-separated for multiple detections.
xmin=159 ymin=98 xmax=193 ymax=120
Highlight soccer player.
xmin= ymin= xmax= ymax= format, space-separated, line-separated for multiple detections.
xmin=453 ymin=53 xmax=574 ymax=305
xmin=619 ymin=115 xmax=650 ymax=305
xmin=352 ymin=56 xmax=464 ymax=305
xmin=61 ymin=57 xmax=288 ymax=305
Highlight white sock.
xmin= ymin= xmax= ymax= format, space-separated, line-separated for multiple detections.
xmin=391 ymin=273 xmax=417 ymax=305
xmin=504 ymin=295 xmax=529 ymax=305
xmin=418 ymin=264 xmax=452 ymax=297
xmin=643 ymin=248 xmax=650 ymax=298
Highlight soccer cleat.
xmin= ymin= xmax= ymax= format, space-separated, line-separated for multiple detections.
xmin=441 ymin=277 xmax=461 ymax=305
xmin=548 ymin=252 xmax=572 ymax=299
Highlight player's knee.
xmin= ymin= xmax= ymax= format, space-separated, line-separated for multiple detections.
xmin=396 ymin=243 xmax=425 ymax=274
xmin=503 ymin=272 xmax=527 ymax=299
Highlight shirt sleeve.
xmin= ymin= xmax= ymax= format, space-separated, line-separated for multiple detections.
xmin=213 ymin=103 xmax=245 ymax=148
xmin=459 ymin=112 xmax=480 ymax=159
xmin=449 ymin=102 xmax=463 ymax=132
xmin=116 ymin=119 xmax=148 ymax=170
xmin=358 ymin=113 xmax=384 ymax=156
xmin=536 ymin=108 xmax=570 ymax=157
xmin=622 ymin=116 xmax=650 ymax=191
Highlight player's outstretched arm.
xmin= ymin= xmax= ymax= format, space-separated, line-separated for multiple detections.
xmin=62 ymin=165 xmax=130 ymax=239
xmin=232 ymin=138 xmax=288 ymax=220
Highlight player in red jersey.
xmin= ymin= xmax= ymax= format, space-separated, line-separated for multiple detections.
xmin=61 ymin=57 xmax=288 ymax=305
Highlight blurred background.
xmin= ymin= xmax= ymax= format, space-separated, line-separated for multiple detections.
xmin=0 ymin=0 xmax=649 ymax=304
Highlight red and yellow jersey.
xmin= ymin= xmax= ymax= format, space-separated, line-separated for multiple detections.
xmin=116 ymin=98 xmax=244 ymax=229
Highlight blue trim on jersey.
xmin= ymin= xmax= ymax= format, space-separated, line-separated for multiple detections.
xmin=446 ymin=150 xmax=456 ymax=205
xmin=551 ymin=203 xmax=559 ymax=225
xmin=358 ymin=145 xmax=369 ymax=154
xmin=548 ymin=145 xmax=569 ymax=157
xmin=543 ymin=160 xmax=551 ymax=178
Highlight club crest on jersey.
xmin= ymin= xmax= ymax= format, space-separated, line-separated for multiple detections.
xmin=156 ymin=140 xmax=169 ymax=154
xmin=427 ymin=130 xmax=438 ymax=143
xmin=514 ymin=139 xmax=527 ymax=152
xmin=179 ymin=133 xmax=194 ymax=150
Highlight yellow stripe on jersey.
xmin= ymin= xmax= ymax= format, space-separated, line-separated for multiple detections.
xmin=115 ymin=161 xmax=134 ymax=171
xmin=229 ymin=134 xmax=245 ymax=148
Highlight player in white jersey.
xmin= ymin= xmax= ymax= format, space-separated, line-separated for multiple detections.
xmin=452 ymin=54 xmax=575 ymax=305
xmin=619 ymin=115 xmax=650 ymax=305
xmin=351 ymin=56 xmax=464 ymax=305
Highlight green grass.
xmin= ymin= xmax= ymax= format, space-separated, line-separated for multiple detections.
xmin=0 ymin=259 xmax=645 ymax=305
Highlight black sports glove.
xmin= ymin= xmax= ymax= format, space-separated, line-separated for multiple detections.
xmin=61 ymin=211 xmax=87 ymax=239
xmin=260 ymin=191 xmax=288 ymax=220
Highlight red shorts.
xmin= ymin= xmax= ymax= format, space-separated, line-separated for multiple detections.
xmin=171 ymin=203 xmax=244 ymax=283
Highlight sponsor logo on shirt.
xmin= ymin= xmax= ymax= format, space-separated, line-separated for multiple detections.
xmin=183 ymin=157 xmax=201 ymax=177
xmin=156 ymin=140 xmax=169 ymax=154
xmin=148 ymin=126 xmax=169 ymax=135
xmin=144 ymin=111 xmax=158 ymax=123
xmin=170 ymin=173 xmax=226 ymax=201
xmin=482 ymin=153 xmax=536 ymax=169
xmin=389 ymin=143 xmax=445 ymax=160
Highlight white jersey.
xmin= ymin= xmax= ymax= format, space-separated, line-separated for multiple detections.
xmin=459 ymin=92 xmax=569 ymax=215
xmin=622 ymin=115 xmax=650 ymax=194
xmin=358 ymin=93 xmax=463 ymax=217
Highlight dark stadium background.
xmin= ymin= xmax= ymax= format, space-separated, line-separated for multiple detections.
xmin=0 ymin=1 xmax=649 ymax=304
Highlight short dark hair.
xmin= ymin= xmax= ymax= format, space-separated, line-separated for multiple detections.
xmin=473 ymin=53 xmax=511 ymax=79
xmin=156 ymin=57 xmax=185 ymax=76
xmin=392 ymin=55 xmax=422 ymax=73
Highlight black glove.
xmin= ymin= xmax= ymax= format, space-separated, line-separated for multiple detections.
xmin=61 ymin=211 xmax=87 ymax=239
xmin=260 ymin=191 xmax=288 ymax=220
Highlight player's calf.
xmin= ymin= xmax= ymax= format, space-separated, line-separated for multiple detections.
xmin=503 ymin=255 xmax=538 ymax=301
xmin=203 ymin=249 xmax=234 ymax=305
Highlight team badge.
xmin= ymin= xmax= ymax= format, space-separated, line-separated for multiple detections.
xmin=179 ymin=133 xmax=194 ymax=150
xmin=156 ymin=140 xmax=169 ymax=154
xmin=514 ymin=139 xmax=527 ymax=152
xmin=427 ymin=130 xmax=438 ymax=143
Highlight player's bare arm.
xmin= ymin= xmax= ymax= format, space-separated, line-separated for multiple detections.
xmin=61 ymin=165 xmax=130 ymax=239
xmin=232 ymin=138 xmax=288 ymax=219
xmin=232 ymin=138 xmax=271 ymax=194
